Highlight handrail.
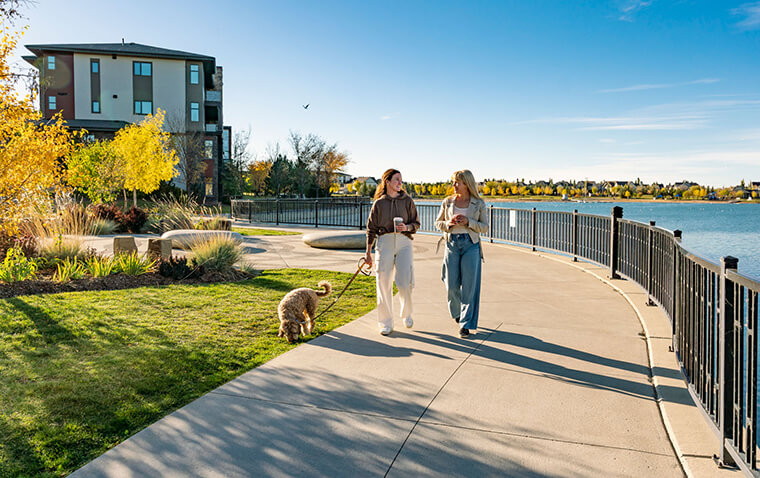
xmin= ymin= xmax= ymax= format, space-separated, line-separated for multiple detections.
xmin=232 ymin=197 xmax=760 ymax=475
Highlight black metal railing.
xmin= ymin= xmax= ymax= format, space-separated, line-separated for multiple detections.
xmin=234 ymin=198 xmax=760 ymax=475
xmin=232 ymin=197 xmax=372 ymax=229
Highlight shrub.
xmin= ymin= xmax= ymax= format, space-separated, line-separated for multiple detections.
xmin=54 ymin=257 xmax=85 ymax=282
xmin=38 ymin=235 xmax=84 ymax=263
xmin=90 ymin=218 xmax=118 ymax=235
xmin=157 ymin=255 xmax=201 ymax=280
xmin=189 ymin=236 xmax=242 ymax=273
xmin=195 ymin=216 xmax=230 ymax=231
xmin=149 ymin=196 xmax=196 ymax=233
xmin=84 ymin=255 xmax=116 ymax=277
xmin=115 ymin=252 xmax=155 ymax=276
xmin=91 ymin=203 xmax=126 ymax=231
xmin=0 ymin=232 xmax=38 ymax=260
xmin=122 ymin=206 xmax=148 ymax=234
xmin=0 ymin=247 xmax=38 ymax=283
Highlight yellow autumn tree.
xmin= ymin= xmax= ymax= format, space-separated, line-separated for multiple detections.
xmin=111 ymin=108 xmax=178 ymax=206
xmin=248 ymin=159 xmax=272 ymax=195
xmin=0 ymin=29 xmax=75 ymax=234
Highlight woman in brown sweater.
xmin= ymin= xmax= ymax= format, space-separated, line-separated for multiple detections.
xmin=364 ymin=168 xmax=420 ymax=335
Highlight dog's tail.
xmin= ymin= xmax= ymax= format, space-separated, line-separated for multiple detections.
xmin=316 ymin=280 xmax=331 ymax=297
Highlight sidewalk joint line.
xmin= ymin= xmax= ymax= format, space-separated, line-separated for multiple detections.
xmin=383 ymin=323 xmax=504 ymax=478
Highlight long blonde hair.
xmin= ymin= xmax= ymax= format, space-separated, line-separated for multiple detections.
xmin=451 ymin=169 xmax=480 ymax=199
xmin=374 ymin=168 xmax=404 ymax=199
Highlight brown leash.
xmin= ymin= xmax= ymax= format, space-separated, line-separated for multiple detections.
xmin=311 ymin=257 xmax=372 ymax=322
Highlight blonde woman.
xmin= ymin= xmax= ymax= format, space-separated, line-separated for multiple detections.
xmin=435 ymin=170 xmax=488 ymax=338
xmin=364 ymin=169 xmax=420 ymax=335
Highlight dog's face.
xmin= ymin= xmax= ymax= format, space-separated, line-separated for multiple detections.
xmin=278 ymin=320 xmax=302 ymax=343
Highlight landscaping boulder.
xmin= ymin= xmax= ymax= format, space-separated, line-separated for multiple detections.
xmin=160 ymin=229 xmax=243 ymax=250
xmin=302 ymin=231 xmax=366 ymax=250
xmin=113 ymin=236 xmax=137 ymax=255
xmin=147 ymin=238 xmax=172 ymax=259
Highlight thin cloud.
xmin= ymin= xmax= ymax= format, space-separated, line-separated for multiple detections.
xmin=733 ymin=2 xmax=760 ymax=30
xmin=512 ymin=113 xmax=707 ymax=131
xmin=599 ymin=78 xmax=719 ymax=93
xmin=380 ymin=114 xmax=397 ymax=121
xmin=617 ymin=0 xmax=653 ymax=22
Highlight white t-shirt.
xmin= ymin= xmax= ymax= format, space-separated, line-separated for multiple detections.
xmin=450 ymin=205 xmax=469 ymax=234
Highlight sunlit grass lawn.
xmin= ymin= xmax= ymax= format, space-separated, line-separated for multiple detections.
xmin=232 ymin=227 xmax=301 ymax=236
xmin=0 ymin=269 xmax=375 ymax=477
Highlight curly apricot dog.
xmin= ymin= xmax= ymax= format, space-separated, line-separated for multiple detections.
xmin=277 ymin=281 xmax=332 ymax=343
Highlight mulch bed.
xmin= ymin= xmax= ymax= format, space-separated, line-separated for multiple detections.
xmin=0 ymin=270 xmax=255 ymax=299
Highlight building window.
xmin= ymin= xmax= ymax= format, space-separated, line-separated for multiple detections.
xmin=85 ymin=134 xmax=96 ymax=142
xmin=91 ymin=59 xmax=99 ymax=74
xmin=205 ymin=178 xmax=213 ymax=197
xmin=204 ymin=139 xmax=213 ymax=159
xmin=190 ymin=102 xmax=199 ymax=122
xmin=47 ymin=56 xmax=55 ymax=70
xmin=48 ymin=95 xmax=56 ymax=110
xmin=134 ymin=100 xmax=152 ymax=115
xmin=190 ymin=64 xmax=199 ymax=84
xmin=92 ymin=100 xmax=100 ymax=113
xmin=133 ymin=61 xmax=152 ymax=76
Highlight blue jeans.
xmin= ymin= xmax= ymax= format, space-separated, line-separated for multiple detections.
xmin=442 ymin=234 xmax=482 ymax=330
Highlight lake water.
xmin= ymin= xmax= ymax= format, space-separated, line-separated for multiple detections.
xmin=420 ymin=200 xmax=760 ymax=281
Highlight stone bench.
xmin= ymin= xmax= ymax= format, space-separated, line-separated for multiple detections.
xmin=302 ymin=231 xmax=366 ymax=250
xmin=160 ymin=229 xmax=243 ymax=250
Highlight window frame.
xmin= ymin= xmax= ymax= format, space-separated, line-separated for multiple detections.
xmin=47 ymin=56 xmax=55 ymax=70
xmin=91 ymin=59 xmax=99 ymax=74
xmin=48 ymin=95 xmax=56 ymax=110
xmin=92 ymin=100 xmax=100 ymax=114
xmin=134 ymin=100 xmax=152 ymax=115
xmin=133 ymin=61 xmax=152 ymax=77
xmin=190 ymin=64 xmax=199 ymax=85
xmin=190 ymin=102 xmax=200 ymax=122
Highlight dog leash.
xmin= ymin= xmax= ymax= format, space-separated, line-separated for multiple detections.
xmin=311 ymin=257 xmax=372 ymax=322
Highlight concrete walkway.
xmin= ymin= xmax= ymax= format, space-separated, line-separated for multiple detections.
xmin=74 ymin=227 xmax=740 ymax=477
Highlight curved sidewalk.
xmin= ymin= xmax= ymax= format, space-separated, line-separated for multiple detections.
xmin=73 ymin=230 xmax=738 ymax=477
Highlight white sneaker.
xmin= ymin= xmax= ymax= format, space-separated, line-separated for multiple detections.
xmin=380 ymin=326 xmax=392 ymax=336
xmin=403 ymin=317 xmax=414 ymax=328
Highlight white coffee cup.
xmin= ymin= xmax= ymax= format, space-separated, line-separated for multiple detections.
xmin=393 ymin=217 xmax=403 ymax=232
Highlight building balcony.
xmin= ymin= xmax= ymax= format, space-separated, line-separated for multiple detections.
xmin=205 ymin=90 xmax=221 ymax=103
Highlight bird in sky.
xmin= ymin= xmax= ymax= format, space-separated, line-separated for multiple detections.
xmin=303 ymin=104 xmax=309 ymax=109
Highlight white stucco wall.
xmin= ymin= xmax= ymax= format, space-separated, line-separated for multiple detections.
xmin=73 ymin=53 xmax=186 ymax=126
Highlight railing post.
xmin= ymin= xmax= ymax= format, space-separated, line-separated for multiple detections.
xmin=572 ymin=209 xmax=578 ymax=262
xmin=489 ymin=205 xmax=494 ymax=243
xmin=531 ymin=208 xmax=537 ymax=251
xmin=248 ymin=201 xmax=252 ymax=222
xmin=671 ymin=230 xmax=681 ymax=345
xmin=718 ymin=255 xmax=739 ymax=468
xmin=647 ymin=220 xmax=655 ymax=305
xmin=275 ymin=199 xmax=280 ymax=225
xmin=609 ymin=206 xmax=623 ymax=279
xmin=231 ymin=201 xmax=236 ymax=221
xmin=314 ymin=200 xmax=319 ymax=228
xmin=358 ymin=201 xmax=364 ymax=230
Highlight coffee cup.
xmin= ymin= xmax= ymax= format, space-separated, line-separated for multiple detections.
xmin=393 ymin=217 xmax=403 ymax=232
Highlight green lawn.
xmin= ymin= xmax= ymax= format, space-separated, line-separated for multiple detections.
xmin=232 ymin=227 xmax=301 ymax=236
xmin=0 ymin=269 xmax=375 ymax=477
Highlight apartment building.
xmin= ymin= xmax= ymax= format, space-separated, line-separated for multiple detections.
xmin=24 ymin=41 xmax=230 ymax=202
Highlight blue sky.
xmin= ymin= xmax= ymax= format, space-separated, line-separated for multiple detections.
xmin=11 ymin=0 xmax=760 ymax=185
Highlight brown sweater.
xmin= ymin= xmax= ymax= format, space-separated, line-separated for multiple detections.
xmin=366 ymin=192 xmax=420 ymax=247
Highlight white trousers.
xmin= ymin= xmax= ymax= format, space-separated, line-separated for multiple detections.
xmin=374 ymin=233 xmax=414 ymax=328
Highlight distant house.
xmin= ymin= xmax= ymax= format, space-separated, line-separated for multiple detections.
xmin=674 ymin=181 xmax=698 ymax=190
xmin=750 ymin=181 xmax=760 ymax=191
xmin=354 ymin=176 xmax=378 ymax=188
xmin=334 ymin=172 xmax=353 ymax=186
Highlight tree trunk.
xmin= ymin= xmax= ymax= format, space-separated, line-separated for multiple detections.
xmin=132 ymin=188 xmax=137 ymax=208
xmin=122 ymin=188 xmax=128 ymax=209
